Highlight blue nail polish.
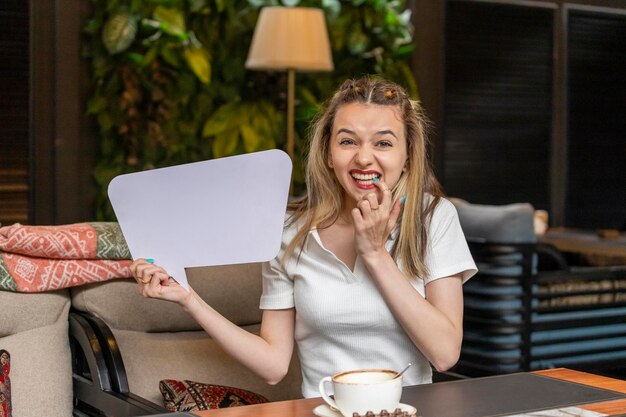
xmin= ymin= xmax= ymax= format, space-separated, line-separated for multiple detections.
xmin=401 ymin=195 xmax=406 ymax=205
xmin=373 ymin=177 xmax=379 ymax=183
xmin=146 ymin=258 xmax=154 ymax=263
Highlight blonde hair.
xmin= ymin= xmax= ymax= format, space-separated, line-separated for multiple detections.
xmin=284 ymin=76 xmax=444 ymax=279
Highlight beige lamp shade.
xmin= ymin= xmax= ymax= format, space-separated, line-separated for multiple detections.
xmin=246 ymin=7 xmax=334 ymax=72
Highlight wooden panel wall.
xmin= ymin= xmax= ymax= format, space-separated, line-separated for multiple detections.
xmin=0 ymin=0 xmax=29 ymax=225
xmin=566 ymin=10 xmax=626 ymax=229
xmin=442 ymin=2 xmax=554 ymax=209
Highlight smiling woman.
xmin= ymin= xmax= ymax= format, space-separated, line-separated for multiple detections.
xmin=129 ymin=76 xmax=477 ymax=399
xmin=329 ymin=103 xmax=408 ymax=203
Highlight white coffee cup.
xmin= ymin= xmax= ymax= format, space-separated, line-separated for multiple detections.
xmin=318 ymin=369 xmax=402 ymax=417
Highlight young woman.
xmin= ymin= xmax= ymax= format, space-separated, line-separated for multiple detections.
xmin=131 ymin=76 xmax=476 ymax=397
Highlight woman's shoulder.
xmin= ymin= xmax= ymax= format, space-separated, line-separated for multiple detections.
xmin=281 ymin=211 xmax=308 ymax=241
xmin=425 ymin=194 xmax=457 ymax=218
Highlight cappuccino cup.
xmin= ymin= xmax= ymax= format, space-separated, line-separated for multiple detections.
xmin=318 ymin=369 xmax=402 ymax=417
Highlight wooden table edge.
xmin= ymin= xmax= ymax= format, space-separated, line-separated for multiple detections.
xmin=535 ymin=368 xmax=626 ymax=415
xmin=192 ymin=368 xmax=626 ymax=417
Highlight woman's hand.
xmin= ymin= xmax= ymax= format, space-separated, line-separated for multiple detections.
xmin=351 ymin=179 xmax=402 ymax=258
xmin=130 ymin=259 xmax=193 ymax=306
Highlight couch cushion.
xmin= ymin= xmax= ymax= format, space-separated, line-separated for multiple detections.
xmin=0 ymin=305 xmax=72 ymax=417
xmin=159 ymin=379 xmax=268 ymax=412
xmin=71 ymin=263 xmax=263 ymax=332
xmin=0 ymin=290 xmax=70 ymax=336
xmin=112 ymin=326 xmax=302 ymax=405
xmin=451 ymin=199 xmax=536 ymax=243
xmin=0 ymin=350 xmax=11 ymax=417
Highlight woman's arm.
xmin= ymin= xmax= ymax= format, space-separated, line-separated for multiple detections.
xmin=359 ymin=254 xmax=463 ymax=371
xmin=351 ymin=182 xmax=464 ymax=371
xmin=131 ymin=260 xmax=295 ymax=384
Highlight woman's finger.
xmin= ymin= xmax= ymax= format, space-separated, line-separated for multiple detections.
xmin=387 ymin=195 xmax=404 ymax=233
xmin=372 ymin=178 xmax=393 ymax=209
xmin=130 ymin=258 xmax=149 ymax=276
xmin=357 ymin=198 xmax=376 ymax=216
xmin=364 ymin=192 xmax=379 ymax=211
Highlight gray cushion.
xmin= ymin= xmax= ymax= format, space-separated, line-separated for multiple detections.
xmin=451 ymin=199 xmax=536 ymax=243
xmin=71 ymin=263 xmax=263 ymax=332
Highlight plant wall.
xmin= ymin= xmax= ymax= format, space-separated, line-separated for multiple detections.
xmin=85 ymin=0 xmax=417 ymax=220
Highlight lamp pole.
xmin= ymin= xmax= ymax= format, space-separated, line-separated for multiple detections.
xmin=286 ymin=68 xmax=296 ymax=193
xmin=286 ymin=68 xmax=295 ymax=162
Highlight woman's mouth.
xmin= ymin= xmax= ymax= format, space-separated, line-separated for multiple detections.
xmin=350 ymin=171 xmax=380 ymax=188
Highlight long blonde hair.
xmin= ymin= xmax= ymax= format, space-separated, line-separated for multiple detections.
xmin=284 ymin=76 xmax=444 ymax=279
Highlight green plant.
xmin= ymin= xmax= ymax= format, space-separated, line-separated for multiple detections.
xmin=85 ymin=0 xmax=417 ymax=220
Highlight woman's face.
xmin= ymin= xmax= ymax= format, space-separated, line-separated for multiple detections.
xmin=328 ymin=102 xmax=408 ymax=208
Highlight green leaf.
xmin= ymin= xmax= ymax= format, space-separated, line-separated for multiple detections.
xmin=240 ymin=124 xmax=261 ymax=153
xmin=97 ymin=112 xmax=113 ymax=131
xmin=160 ymin=44 xmax=180 ymax=67
xmin=395 ymin=44 xmax=413 ymax=59
xmin=202 ymin=102 xmax=238 ymax=137
xmin=84 ymin=18 xmax=102 ymax=35
xmin=147 ymin=0 xmax=185 ymax=8
xmin=190 ymin=0 xmax=208 ymax=13
xmin=184 ymin=46 xmax=211 ymax=84
xmin=322 ymin=0 xmax=341 ymax=19
xmin=212 ymin=128 xmax=239 ymax=158
xmin=147 ymin=47 xmax=162 ymax=65
xmin=347 ymin=26 xmax=368 ymax=54
xmin=153 ymin=6 xmax=186 ymax=36
xmin=87 ymin=96 xmax=107 ymax=114
xmin=102 ymin=12 xmax=138 ymax=54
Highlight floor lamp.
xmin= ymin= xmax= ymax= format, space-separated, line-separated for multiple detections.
xmin=245 ymin=7 xmax=334 ymax=184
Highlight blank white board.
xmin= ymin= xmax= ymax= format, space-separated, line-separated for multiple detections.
xmin=108 ymin=150 xmax=292 ymax=289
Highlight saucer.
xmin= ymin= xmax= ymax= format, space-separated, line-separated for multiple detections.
xmin=313 ymin=403 xmax=417 ymax=417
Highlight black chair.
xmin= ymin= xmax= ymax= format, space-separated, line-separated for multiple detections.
xmin=454 ymin=239 xmax=626 ymax=377
xmin=70 ymin=311 xmax=168 ymax=416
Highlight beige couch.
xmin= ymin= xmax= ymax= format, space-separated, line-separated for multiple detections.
xmin=1 ymin=261 xmax=302 ymax=417
xmin=70 ymin=262 xmax=302 ymax=414
xmin=0 ymin=289 xmax=74 ymax=417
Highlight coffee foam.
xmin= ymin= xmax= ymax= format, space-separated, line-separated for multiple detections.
xmin=335 ymin=370 xmax=397 ymax=384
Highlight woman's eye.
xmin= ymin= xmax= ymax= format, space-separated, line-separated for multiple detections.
xmin=377 ymin=141 xmax=392 ymax=148
xmin=339 ymin=138 xmax=355 ymax=145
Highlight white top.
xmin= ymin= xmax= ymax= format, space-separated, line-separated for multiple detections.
xmin=260 ymin=198 xmax=477 ymax=397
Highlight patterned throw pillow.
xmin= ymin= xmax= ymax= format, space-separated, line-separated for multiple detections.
xmin=0 ymin=350 xmax=11 ymax=417
xmin=159 ymin=379 xmax=268 ymax=412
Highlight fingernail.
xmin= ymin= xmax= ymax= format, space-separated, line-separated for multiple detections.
xmin=146 ymin=258 xmax=154 ymax=263
xmin=401 ymin=195 xmax=406 ymax=205
xmin=373 ymin=177 xmax=379 ymax=183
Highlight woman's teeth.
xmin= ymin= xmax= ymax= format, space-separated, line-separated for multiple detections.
xmin=351 ymin=173 xmax=379 ymax=184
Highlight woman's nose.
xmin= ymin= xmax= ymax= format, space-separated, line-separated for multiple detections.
xmin=355 ymin=146 xmax=373 ymax=165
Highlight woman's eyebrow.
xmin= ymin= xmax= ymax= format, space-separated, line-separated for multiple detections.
xmin=376 ymin=130 xmax=398 ymax=139
xmin=336 ymin=128 xmax=398 ymax=139
xmin=336 ymin=128 xmax=356 ymax=136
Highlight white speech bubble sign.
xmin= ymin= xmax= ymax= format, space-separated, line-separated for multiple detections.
xmin=108 ymin=149 xmax=292 ymax=289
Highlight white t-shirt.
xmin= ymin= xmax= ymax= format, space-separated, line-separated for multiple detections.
xmin=260 ymin=198 xmax=477 ymax=397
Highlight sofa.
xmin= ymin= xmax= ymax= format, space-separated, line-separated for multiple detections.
xmin=0 ymin=289 xmax=74 ymax=417
xmin=70 ymin=262 xmax=303 ymax=416
xmin=0 ymin=220 xmax=305 ymax=416
xmin=1 ymin=263 xmax=302 ymax=417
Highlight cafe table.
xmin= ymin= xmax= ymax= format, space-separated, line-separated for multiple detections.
xmin=539 ymin=227 xmax=626 ymax=266
xmin=192 ymin=368 xmax=626 ymax=417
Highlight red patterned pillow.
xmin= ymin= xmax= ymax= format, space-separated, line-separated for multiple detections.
xmin=159 ymin=379 xmax=268 ymax=412
xmin=0 ymin=350 xmax=11 ymax=417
